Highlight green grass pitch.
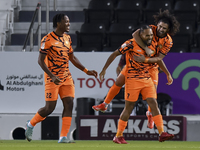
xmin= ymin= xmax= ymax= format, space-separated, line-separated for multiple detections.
xmin=0 ymin=140 xmax=200 ymax=150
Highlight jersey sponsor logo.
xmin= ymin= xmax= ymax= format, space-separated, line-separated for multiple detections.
xmin=158 ymin=44 xmax=163 ymax=49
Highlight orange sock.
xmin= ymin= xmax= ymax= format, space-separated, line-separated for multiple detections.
xmin=30 ymin=112 xmax=46 ymax=127
xmin=116 ymin=119 xmax=127 ymax=137
xmin=152 ymin=114 xmax=164 ymax=135
xmin=60 ymin=117 xmax=72 ymax=137
xmin=104 ymin=83 xmax=122 ymax=104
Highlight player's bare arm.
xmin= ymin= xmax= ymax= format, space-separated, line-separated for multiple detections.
xmin=132 ymin=29 xmax=153 ymax=56
xmin=116 ymin=65 xmax=123 ymax=76
xmin=157 ymin=60 xmax=173 ymax=85
xmin=38 ymin=53 xmax=61 ymax=85
xmin=99 ymin=50 xmax=121 ymax=81
xmin=69 ymin=53 xmax=98 ymax=78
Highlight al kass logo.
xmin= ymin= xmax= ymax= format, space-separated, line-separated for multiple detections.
xmin=80 ymin=118 xmax=181 ymax=137
xmin=79 ymin=116 xmax=186 ymax=140
xmin=0 ymin=80 xmax=4 ymax=91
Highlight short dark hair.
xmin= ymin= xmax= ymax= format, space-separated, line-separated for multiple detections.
xmin=139 ymin=25 xmax=152 ymax=34
xmin=153 ymin=9 xmax=180 ymax=36
xmin=53 ymin=13 xmax=66 ymax=28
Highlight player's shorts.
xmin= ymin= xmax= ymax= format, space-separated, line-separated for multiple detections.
xmin=122 ymin=65 xmax=158 ymax=85
xmin=45 ymin=78 xmax=75 ymax=101
xmin=121 ymin=65 xmax=127 ymax=76
xmin=149 ymin=67 xmax=159 ymax=85
xmin=125 ymin=77 xmax=157 ymax=102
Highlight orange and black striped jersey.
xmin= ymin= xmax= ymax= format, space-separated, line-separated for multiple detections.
xmin=148 ymin=25 xmax=173 ymax=69
xmin=150 ymin=25 xmax=173 ymax=56
xmin=40 ymin=31 xmax=73 ymax=84
xmin=118 ymin=38 xmax=154 ymax=79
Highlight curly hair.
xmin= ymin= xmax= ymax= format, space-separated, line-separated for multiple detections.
xmin=53 ymin=13 xmax=66 ymax=28
xmin=153 ymin=9 xmax=180 ymax=36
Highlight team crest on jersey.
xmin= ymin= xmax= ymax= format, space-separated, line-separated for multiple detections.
xmin=158 ymin=44 xmax=163 ymax=49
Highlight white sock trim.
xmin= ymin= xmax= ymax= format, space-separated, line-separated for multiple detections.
xmin=28 ymin=122 xmax=34 ymax=128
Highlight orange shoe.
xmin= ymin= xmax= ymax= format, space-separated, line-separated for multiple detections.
xmin=113 ymin=136 xmax=128 ymax=144
xmin=159 ymin=132 xmax=174 ymax=142
xmin=92 ymin=103 xmax=107 ymax=112
xmin=146 ymin=111 xmax=154 ymax=129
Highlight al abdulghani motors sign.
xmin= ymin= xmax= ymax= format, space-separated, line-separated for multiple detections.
xmin=78 ymin=115 xmax=187 ymax=141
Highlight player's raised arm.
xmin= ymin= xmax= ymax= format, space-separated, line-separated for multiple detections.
xmin=99 ymin=50 xmax=121 ymax=81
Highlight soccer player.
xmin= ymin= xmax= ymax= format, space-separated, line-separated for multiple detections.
xmin=25 ymin=13 xmax=97 ymax=143
xmin=99 ymin=25 xmax=174 ymax=143
xmin=92 ymin=9 xmax=180 ymax=129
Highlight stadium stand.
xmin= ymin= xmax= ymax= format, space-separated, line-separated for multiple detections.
xmin=1 ymin=0 xmax=200 ymax=52
xmin=75 ymin=23 xmax=106 ymax=52
xmin=0 ymin=0 xmax=19 ymax=51
xmin=144 ymin=0 xmax=173 ymax=25
xmin=170 ymin=22 xmax=193 ymax=52
xmin=191 ymin=24 xmax=200 ymax=52
xmin=103 ymin=23 xmax=136 ymax=51
xmin=84 ymin=0 xmax=114 ymax=30
xmin=173 ymin=0 xmax=199 ymax=30
xmin=114 ymin=0 xmax=144 ymax=24
xmin=3 ymin=0 xmax=90 ymax=51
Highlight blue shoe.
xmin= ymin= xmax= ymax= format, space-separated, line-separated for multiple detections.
xmin=58 ymin=137 xmax=75 ymax=143
xmin=25 ymin=120 xmax=34 ymax=142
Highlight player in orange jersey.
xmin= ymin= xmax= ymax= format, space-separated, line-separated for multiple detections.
xmin=92 ymin=9 xmax=179 ymax=129
xmin=25 ymin=13 xmax=97 ymax=143
xmin=99 ymin=25 xmax=174 ymax=144
xmin=133 ymin=9 xmax=180 ymax=129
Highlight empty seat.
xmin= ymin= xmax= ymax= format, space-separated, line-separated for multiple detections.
xmin=114 ymin=0 xmax=143 ymax=24
xmin=103 ymin=23 xmax=136 ymax=51
xmin=84 ymin=0 xmax=114 ymax=30
xmin=192 ymin=24 xmax=200 ymax=52
xmin=170 ymin=46 xmax=188 ymax=53
xmin=190 ymin=47 xmax=200 ymax=53
xmin=173 ymin=1 xmax=199 ymax=29
xmin=144 ymin=0 xmax=172 ymax=25
xmin=170 ymin=23 xmax=193 ymax=52
xmin=75 ymin=23 xmax=106 ymax=52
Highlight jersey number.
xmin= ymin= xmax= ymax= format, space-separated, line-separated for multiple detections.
xmin=46 ymin=93 xmax=52 ymax=98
